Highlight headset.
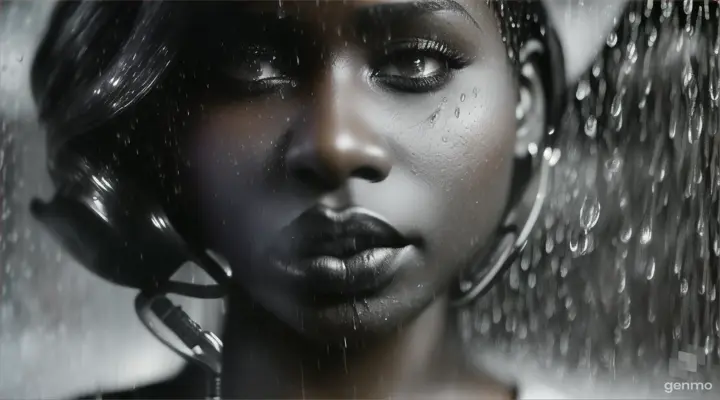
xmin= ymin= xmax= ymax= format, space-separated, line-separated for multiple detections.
xmin=31 ymin=148 xmax=229 ymax=399
xmin=29 ymin=2 xmax=567 ymax=399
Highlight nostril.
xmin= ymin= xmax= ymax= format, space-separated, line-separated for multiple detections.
xmin=353 ymin=166 xmax=383 ymax=182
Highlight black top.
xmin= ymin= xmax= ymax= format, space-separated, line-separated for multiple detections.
xmin=78 ymin=365 xmax=208 ymax=399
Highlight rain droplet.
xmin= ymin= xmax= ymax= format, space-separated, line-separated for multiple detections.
xmin=611 ymin=94 xmax=623 ymax=117
xmin=639 ymin=222 xmax=652 ymax=245
xmin=688 ymin=80 xmax=698 ymax=102
xmin=683 ymin=64 xmax=694 ymax=87
xmin=579 ymin=195 xmax=601 ymax=231
xmin=603 ymin=155 xmax=623 ymax=182
xmin=545 ymin=235 xmax=555 ymax=254
xmin=606 ymin=32 xmax=618 ymax=47
xmin=620 ymin=223 xmax=633 ymax=243
xmin=680 ymin=279 xmax=689 ymax=295
xmin=584 ymin=116 xmax=598 ymax=138
xmin=683 ymin=0 xmax=693 ymax=14
xmin=569 ymin=232 xmax=593 ymax=257
xmin=528 ymin=273 xmax=536 ymax=289
xmin=442 ymin=137 xmax=448 ymax=143
xmin=646 ymin=258 xmax=656 ymax=280
xmin=454 ymin=107 xmax=460 ymax=118
xmin=618 ymin=268 xmax=627 ymax=294
xmin=460 ymin=93 xmax=466 ymax=102
xmin=576 ymin=80 xmax=590 ymax=100
xmin=648 ymin=27 xmax=658 ymax=47
xmin=697 ymin=216 xmax=706 ymax=237
xmin=620 ymin=312 xmax=632 ymax=329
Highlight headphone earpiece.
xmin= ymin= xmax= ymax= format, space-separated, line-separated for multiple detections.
xmin=450 ymin=25 xmax=563 ymax=307
xmin=32 ymin=150 xmax=229 ymax=297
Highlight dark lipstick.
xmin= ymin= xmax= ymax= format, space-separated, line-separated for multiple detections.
xmin=269 ymin=206 xmax=413 ymax=296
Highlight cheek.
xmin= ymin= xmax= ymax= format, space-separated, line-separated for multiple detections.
xmin=187 ymin=104 xmax=298 ymax=253
xmin=403 ymin=66 xmax=517 ymax=259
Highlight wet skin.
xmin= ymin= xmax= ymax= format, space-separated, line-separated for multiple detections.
xmin=187 ymin=0 xmax=532 ymax=342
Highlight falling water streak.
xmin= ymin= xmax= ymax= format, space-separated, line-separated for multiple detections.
xmin=463 ymin=1 xmax=720 ymax=395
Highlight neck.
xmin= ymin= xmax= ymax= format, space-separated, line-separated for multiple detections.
xmin=220 ymin=296 xmax=454 ymax=399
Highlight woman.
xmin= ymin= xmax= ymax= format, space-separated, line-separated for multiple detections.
xmin=29 ymin=1 xmax=619 ymax=398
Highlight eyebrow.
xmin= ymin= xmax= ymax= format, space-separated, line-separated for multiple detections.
xmin=356 ymin=0 xmax=482 ymax=31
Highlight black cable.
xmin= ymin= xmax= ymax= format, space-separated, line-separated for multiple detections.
xmin=135 ymin=292 xmax=223 ymax=400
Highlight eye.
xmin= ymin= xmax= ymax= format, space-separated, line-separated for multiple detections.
xmin=371 ymin=39 xmax=472 ymax=94
xmin=218 ymin=51 xmax=296 ymax=96
xmin=376 ymin=53 xmax=448 ymax=79
xmin=231 ymin=58 xmax=285 ymax=82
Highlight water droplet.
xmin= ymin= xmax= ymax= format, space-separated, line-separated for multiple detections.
xmin=454 ymin=107 xmax=460 ymax=118
xmin=639 ymin=222 xmax=652 ymax=245
xmin=620 ymin=312 xmax=632 ymax=329
xmin=460 ymin=93 xmax=466 ymax=102
xmin=442 ymin=137 xmax=448 ymax=143
xmin=429 ymin=110 xmax=440 ymax=125
xmin=545 ymin=235 xmax=555 ymax=254
xmin=648 ymin=27 xmax=658 ymax=47
xmin=697 ymin=216 xmax=706 ymax=237
xmin=560 ymin=257 xmax=570 ymax=277
xmin=646 ymin=258 xmax=656 ymax=280
xmin=569 ymin=232 xmax=593 ymax=257
xmin=680 ymin=279 xmax=689 ymax=295
xmin=528 ymin=272 xmax=536 ymax=289
xmin=584 ymin=116 xmax=598 ymax=138
xmin=626 ymin=42 xmax=638 ymax=64
xmin=472 ymin=87 xmax=479 ymax=98
xmin=620 ymin=223 xmax=633 ymax=243
xmin=576 ymin=80 xmax=590 ymax=100
xmin=688 ymin=80 xmax=698 ymax=102
xmin=683 ymin=0 xmax=693 ymax=14
xmin=579 ymin=195 xmax=601 ymax=230
xmin=683 ymin=64 xmax=694 ymax=87
xmin=611 ymin=94 xmax=623 ymax=117
xmin=606 ymin=32 xmax=618 ymax=47
xmin=603 ymin=155 xmax=623 ymax=182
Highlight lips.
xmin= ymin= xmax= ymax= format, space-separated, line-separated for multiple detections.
xmin=269 ymin=206 xmax=413 ymax=296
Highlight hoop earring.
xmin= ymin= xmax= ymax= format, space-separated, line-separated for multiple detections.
xmin=450 ymin=153 xmax=551 ymax=308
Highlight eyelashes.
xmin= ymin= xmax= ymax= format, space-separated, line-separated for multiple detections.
xmin=371 ymin=39 xmax=473 ymax=93
xmin=214 ymin=38 xmax=474 ymax=96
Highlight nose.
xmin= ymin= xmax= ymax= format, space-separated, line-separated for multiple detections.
xmin=285 ymin=71 xmax=392 ymax=191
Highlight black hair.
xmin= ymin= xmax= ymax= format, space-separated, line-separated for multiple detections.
xmin=31 ymin=0 xmax=562 ymax=246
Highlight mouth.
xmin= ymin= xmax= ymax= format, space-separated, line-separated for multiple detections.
xmin=269 ymin=206 xmax=415 ymax=296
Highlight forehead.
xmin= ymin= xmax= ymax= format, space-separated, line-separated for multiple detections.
xmin=233 ymin=0 xmax=491 ymax=25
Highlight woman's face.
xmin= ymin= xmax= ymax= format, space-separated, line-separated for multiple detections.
xmin=189 ymin=0 xmax=521 ymax=340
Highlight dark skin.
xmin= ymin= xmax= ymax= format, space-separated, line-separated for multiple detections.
xmin=182 ymin=0 xmax=547 ymax=398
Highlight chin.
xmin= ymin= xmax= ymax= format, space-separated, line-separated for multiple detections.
xmin=255 ymin=282 xmax=439 ymax=343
